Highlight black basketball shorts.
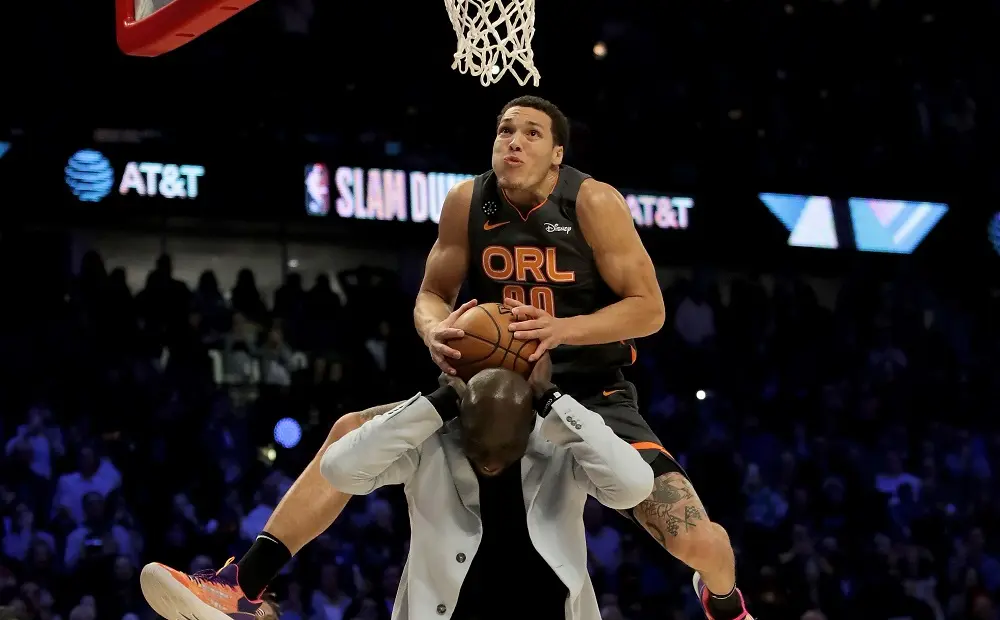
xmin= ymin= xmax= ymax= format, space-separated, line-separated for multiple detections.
xmin=560 ymin=375 xmax=688 ymax=481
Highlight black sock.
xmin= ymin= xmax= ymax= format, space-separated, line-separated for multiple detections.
xmin=706 ymin=585 xmax=745 ymax=620
xmin=236 ymin=533 xmax=291 ymax=600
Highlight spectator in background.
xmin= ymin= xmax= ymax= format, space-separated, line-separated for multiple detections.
xmin=52 ymin=447 xmax=121 ymax=526
xmin=223 ymin=312 xmax=260 ymax=384
xmin=584 ymin=500 xmax=622 ymax=577
xmin=4 ymin=406 xmax=63 ymax=484
xmin=310 ymin=564 xmax=351 ymax=620
xmin=743 ymin=463 xmax=788 ymax=530
xmin=64 ymin=492 xmax=132 ymax=570
xmin=136 ymin=254 xmax=192 ymax=340
xmin=241 ymin=484 xmax=280 ymax=543
xmin=193 ymin=269 xmax=231 ymax=339
xmin=232 ymin=268 xmax=269 ymax=327
xmin=673 ymin=277 xmax=717 ymax=349
xmin=2 ymin=504 xmax=56 ymax=564
xmin=876 ymin=451 xmax=922 ymax=505
xmin=261 ymin=325 xmax=297 ymax=387
xmin=306 ymin=274 xmax=342 ymax=353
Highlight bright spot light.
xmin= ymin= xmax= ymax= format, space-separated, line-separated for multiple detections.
xmin=274 ymin=418 xmax=302 ymax=449
xmin=696 ymin=390 xmax=706 ymax=401
xmin=593 ymin=41 xmax=607 ymax=58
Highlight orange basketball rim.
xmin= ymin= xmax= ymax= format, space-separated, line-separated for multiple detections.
xmin=117 ymin=0 xmax=259 ymax=56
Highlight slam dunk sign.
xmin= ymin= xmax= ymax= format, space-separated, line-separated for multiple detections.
xmin=305 ymin=164 xmax=693 ymax=231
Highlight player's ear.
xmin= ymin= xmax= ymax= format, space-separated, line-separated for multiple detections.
xmin=552 ymin=145 xmax=564 ymax=166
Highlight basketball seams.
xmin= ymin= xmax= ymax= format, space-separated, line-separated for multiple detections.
xmin=453 ymin=332 xmax=500 ymax=366
xmin=453 ymin=305 xmax=502 ymax=369
xmin=452 ymin=303 xmax=538 ymax=377
xmin=481 ymin=304 xmax=513 ymax=369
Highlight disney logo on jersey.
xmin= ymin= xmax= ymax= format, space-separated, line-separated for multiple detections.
xmin=544 ymin=222 xmax=573 ymax=234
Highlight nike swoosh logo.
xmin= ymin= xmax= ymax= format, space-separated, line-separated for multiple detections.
xmin=484 ymin=221 xmax=510 ymax=231
xmin=603 ymin=389 xmax=624 ymax=397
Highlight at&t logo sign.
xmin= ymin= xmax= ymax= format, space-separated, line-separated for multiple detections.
xmin=65 ymin=149 xmax=115 ymax=202
xmin=118 ymin=161 xmax=205 ymax=199
xmin=65 ymin=149 xmax=206 ymax=202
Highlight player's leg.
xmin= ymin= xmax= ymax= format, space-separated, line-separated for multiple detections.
xmin=140 ymin=401 xmax=401 ymax=620
xmin=581 ymin=383 xmax=751 ymax=620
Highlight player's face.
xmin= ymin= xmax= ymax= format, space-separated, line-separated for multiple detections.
xmin=493 ymin=106 xmax=564 ymax=191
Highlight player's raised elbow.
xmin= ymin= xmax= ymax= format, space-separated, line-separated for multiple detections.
xmin=320 ymin=443 xmax=373 ymax=495
xmin=608 ymin=465 xmax=655 ymax=510
xmin=594 ymin=458 xmax=655 ymax=510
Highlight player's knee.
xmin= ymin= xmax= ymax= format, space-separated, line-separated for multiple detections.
xmin=328 ymin=413 xmax=364 ymax=444
xmin=664 ymin=520 xmax=732 ymax=566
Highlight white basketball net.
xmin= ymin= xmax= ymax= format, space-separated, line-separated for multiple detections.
xmin=444 ymin=0 xmax=540 ymax=87
xmin=134 ymin=0 xmax=174 ymax=20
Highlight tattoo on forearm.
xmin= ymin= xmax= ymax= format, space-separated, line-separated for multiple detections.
xmin=358 ymin=401 xmax=404 ymax=424
xmin=633 ymin=473 xmax=705 ymax=544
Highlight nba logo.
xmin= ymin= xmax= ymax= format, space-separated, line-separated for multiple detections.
xmin=305 ymin=163 xmax=330 ymax=216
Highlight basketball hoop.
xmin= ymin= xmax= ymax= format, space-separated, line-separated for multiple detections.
xmin=444 ymin=0 xmax=540 ymax=87
xmin=117 ymin=0 xmax=259 ymax=56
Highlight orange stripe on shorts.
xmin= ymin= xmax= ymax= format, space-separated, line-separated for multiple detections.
xmin=630 ymin=441 xmax=673 ymax=459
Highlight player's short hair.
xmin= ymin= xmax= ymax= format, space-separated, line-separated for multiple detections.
xmin=497 ymin=96 xmax=570 ymax=148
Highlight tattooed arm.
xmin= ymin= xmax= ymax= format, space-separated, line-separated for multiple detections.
xmin=328 ymin=400 xmax=406 ymax=445
xmin=358 ymin=401 xmax=404 ymax=424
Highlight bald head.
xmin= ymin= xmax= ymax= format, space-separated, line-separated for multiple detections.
xmin=460 ymin=369 xmax=535 ymax=476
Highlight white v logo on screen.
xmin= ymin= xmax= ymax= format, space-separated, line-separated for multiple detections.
xmin=760 ymin=193 xmax=948 ymax=254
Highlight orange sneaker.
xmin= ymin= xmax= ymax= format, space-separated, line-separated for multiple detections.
xmin=140 ymin=557 xmax=266 ymax=619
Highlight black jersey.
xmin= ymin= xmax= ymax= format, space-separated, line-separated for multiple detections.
xmin=466 ymin=165 xmax=636 ymax=376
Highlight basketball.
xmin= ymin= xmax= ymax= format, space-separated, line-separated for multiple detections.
xmin=451 ymin=303 xmax=539 ymax=381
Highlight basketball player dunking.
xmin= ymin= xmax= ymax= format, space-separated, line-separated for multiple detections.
xmin=416 ymin=96 xmax=751 ymax=620
xmin=138 ymin=97 xmax=751 ymax=620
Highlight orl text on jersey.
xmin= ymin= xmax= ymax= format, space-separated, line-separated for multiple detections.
xmin=481 ymin=245 xmax=576 ymax=316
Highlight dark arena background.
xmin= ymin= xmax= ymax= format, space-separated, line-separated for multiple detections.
xmin=0 ymin=0 xmax=998 ymax=619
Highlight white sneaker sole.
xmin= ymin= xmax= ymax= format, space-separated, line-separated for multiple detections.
xmin=140 ymin=563 xmax=238 ymax=620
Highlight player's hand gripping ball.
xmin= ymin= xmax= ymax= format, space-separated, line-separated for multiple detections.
xmin=504 ymin=297 xmax=567 ymax=362
xmin=425 ymin=299 xmax=480 ymax=376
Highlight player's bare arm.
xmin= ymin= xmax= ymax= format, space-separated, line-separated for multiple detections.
xmin=352 ymin=400 xmax=408 ymax=426
xmin=508 ymin=178 xmax=665 ymax=358
xmin=414 ymin=178 xmax=477 ymax=374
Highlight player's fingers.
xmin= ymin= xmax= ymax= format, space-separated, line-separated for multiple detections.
xmin=508 ymin=319 xmax=544 ymax=332
xmin=450 ymin=299 xmax=478 ymax=320
xmin=435 ymin=327 xmax=465 ymax=341
xmin=503 ymin=297 xmax=526 ymax=308
xmin=513 ymin=329 xmax=546 ymax=341
xmin=433 ymin=342 xmax=464 ymax=360
xmin=528 ymin=341 xmax=550 ymax=362
xmin=511 ymin=304 xmax=542 ymax=319
xmin=432 ymin=353 xmax=458 ymax=375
